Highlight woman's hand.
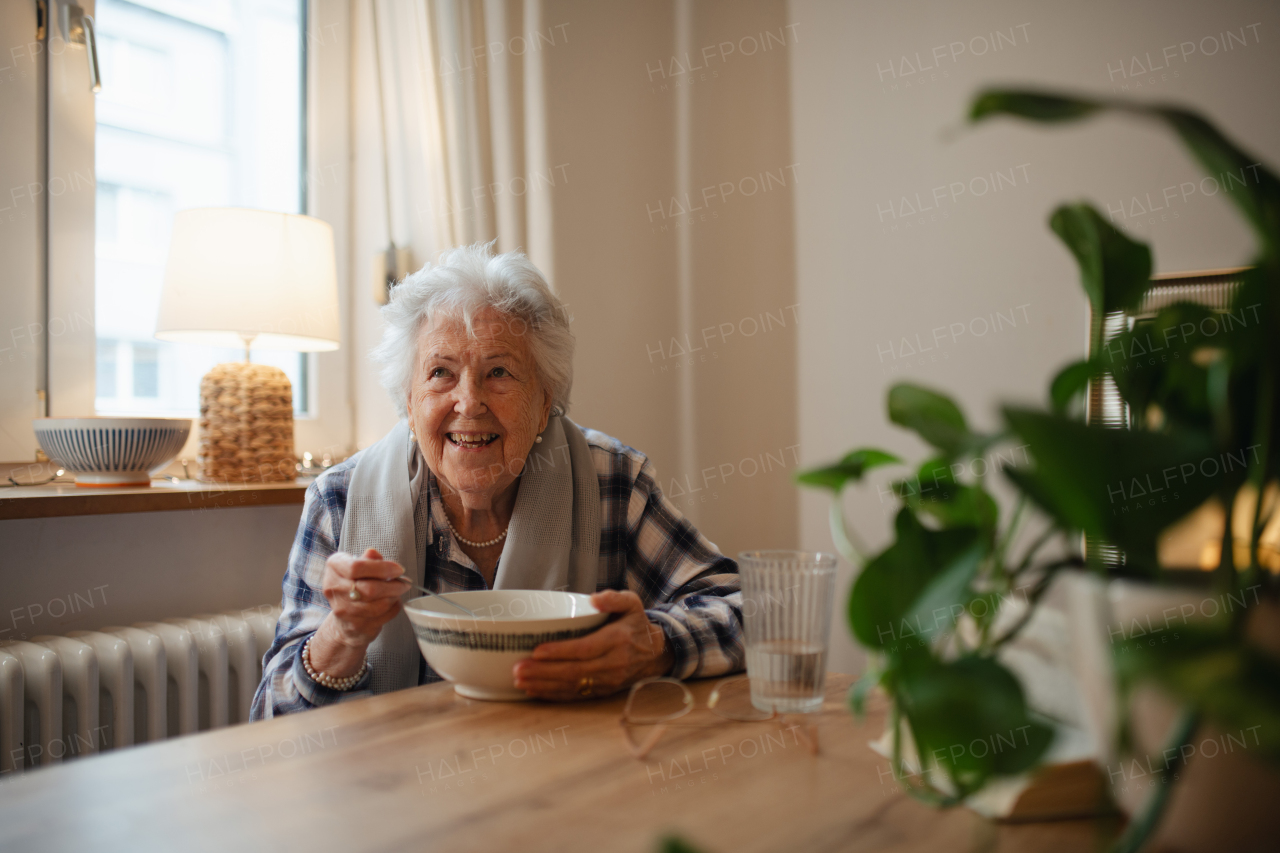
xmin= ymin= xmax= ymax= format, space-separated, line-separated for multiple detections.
xmin=513 ymin=590 xmax=674 ymax=700
xmin=309 ymin=548 xmax=409 ymax=677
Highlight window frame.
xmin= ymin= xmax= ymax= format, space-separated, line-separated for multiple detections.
xmin=36 ymin=0 xmax=354 ymax=466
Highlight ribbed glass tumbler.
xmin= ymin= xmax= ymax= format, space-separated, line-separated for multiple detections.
xmin=738 ymin=550 xmax=838 ymax=714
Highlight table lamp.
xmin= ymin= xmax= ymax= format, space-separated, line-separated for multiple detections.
xmin=156 ymin=208 xmax=340 ymax=483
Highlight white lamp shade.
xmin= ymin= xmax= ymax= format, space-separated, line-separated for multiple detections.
xmin=156 ymin=208 xmax=341 ymax=351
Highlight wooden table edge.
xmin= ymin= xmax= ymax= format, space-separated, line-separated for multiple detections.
xmin=0 ymin=480 xmax=310 ymax=520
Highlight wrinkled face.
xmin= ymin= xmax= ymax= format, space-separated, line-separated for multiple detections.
xmin=409 ymin=309 xmax=552 ymax=505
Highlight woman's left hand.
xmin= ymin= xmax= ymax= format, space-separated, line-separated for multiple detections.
xmin=513 ymin=589 xmax=674 ymax=700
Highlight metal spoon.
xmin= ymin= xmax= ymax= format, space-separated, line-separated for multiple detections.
xmin=395 ymin=576 xmax=477 ymax=617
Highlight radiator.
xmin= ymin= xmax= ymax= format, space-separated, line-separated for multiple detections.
xmin=0 ymin=605 xmax=281 ymax=774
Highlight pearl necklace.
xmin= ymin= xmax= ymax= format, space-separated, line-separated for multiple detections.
xmin=440 ymin=509 xmax=508 ymax=548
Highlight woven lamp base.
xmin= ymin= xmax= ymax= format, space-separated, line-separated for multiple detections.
xmin=198 ymin=362 xmax=296 ymax=483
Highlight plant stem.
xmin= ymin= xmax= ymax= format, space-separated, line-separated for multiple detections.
xmin=990 ymin=563 xmax=1061 ymax=649
xmin=990 ymin=556 xmax=1085 ymax=649
xmin=1247 ymin=483 xmax=1265 ymax=593
xmin=828 ymin=496 xmax=867 ymax=565
xmin=1013 ymin=525 xmax=1058 ymax=575
xmin=1256 ymin=487 xmax=1277 ymax=580
xmin=979 ymin=513 xmax=1048 ymax=650
xmin=1216 ymin=489 xmax=1237 ymax=611
xmin=1108 ymin=709 xmax=1199 ymax=853
xmin=1246 ymin=363 xmax=1273 ymax=594
xmin=994 ymin=495 xmax=1028 ymax=579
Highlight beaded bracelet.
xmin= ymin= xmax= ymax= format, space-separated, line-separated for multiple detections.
xmin=302 ymin=633 xmax=368 ymax=691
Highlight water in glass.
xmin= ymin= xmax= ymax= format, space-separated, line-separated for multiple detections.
xmin=745 ymin=639 xmax=827 ymax=713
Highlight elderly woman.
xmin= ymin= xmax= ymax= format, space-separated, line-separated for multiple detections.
xmin=251 ymin=245 xmax=744 ymax=717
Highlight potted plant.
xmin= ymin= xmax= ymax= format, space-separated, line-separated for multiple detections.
xmin=798 ymin=89 xmax=1280 ymax=850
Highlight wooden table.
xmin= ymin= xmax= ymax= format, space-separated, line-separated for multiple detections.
xmin=0 ymin=675 xmax=1116 ymax=852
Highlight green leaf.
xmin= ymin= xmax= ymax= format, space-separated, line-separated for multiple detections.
xmin=849 ymin=509 xmax=981 ymax=650
xmin=899 ymin=458 xmax=1000 ymax=532
xmin=1001 ymin=407 xmax=1223 ymax=572
xmin=969 ymin=89 xmax=1102 ymax=123
xmin=1050 ymin=359 xmax=1096 ymax=413
xmin=795 ymin=447 xmax=902 ymax=491
xmin=1225 ymin=266 xmax=1273 ymax=367
xmin=898 ymin=540 xmax=987 ymax=642
xmin=850 ymin=668 xmax=883 ymax=718
xmin=888 ymin=384 xmax=970 ymax=455
xmin=1050 ymin=204 xmax=1152 ymax=322
xmin=1153 ymin=108 xmax=1280 ymax=256
xmin=916 ymin=456 xmax=956 ymax=485
xmin=897 ymin=655 xmax=1054 ymax=792
xmin=969 ymin=88 xmax=1280 ymax=265
xmin=659 ymin=837 xmax=710 ymax=853
xmin=1102 ymin=298 xmax=1274 ymax=446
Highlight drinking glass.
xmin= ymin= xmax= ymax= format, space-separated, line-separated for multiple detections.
xmin=738 ymin=550 xmax=838 ymax=714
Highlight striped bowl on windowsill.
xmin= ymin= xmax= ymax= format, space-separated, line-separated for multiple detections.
xmin=33 ymin=417 xmax=192 ymax=487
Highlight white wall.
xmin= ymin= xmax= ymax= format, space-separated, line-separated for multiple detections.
xmin=790 ymin=0 xmax=1280 ymax=675
xmin=0 ymin=0 xmax=43 ymax=461
xmin=543 ymin=0 xmax=800 ymax=557
xmin=0 ymin=506 xmax=297 ymax=640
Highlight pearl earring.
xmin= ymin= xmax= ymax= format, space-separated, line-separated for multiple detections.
xmin=535 ymin=435 xmax=543 ymax=443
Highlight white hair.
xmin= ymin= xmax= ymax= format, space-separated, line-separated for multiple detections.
xmin=371 ymin=243 xmax=574 ymax=418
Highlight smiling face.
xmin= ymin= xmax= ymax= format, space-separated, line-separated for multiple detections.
xmin=409 ymin=308 xmax=552 ymax=508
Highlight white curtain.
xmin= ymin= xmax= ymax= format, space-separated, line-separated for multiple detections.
xmin=360 ymin=0 xmax=554 ymax=276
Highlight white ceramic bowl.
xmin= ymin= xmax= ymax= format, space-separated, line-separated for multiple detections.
xmin=33 ymin=417 xmax=192 ymax=487
xmin=405 ymin=590 xmax=607 ymax=701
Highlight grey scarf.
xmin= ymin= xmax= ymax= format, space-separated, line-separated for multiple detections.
xmin=339 ymin=415 xmax=601 ymax=694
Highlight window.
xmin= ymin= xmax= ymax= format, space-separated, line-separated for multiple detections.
xmin=93 ymin=0 xmax=307 ymax=418
xmin=0 ymin=0 xmax=349 ymax=462
xmin=96 ymin=340 xmax=118 ymax=399
xmin=132 ymin=344 xmax=159 ymax=398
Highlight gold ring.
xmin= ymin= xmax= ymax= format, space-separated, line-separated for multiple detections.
xmin=348 ymin=584 xmax=361 ymax=602
xmin=577 ymin=675 xmax=595 ymax=697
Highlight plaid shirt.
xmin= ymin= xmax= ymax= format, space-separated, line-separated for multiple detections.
xmin=251 ymin=427 xmax=744 ymax=719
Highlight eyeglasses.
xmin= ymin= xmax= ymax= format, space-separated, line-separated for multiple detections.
xmin=619 ymin=676 xmax=818 ymax=760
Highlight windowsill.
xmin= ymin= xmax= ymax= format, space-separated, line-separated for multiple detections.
xmin=0 ymin=478 xmax=311 ymax=520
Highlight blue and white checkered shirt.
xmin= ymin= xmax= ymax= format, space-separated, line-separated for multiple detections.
xmin=251 ymin=427 xmax=744 ymax=719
